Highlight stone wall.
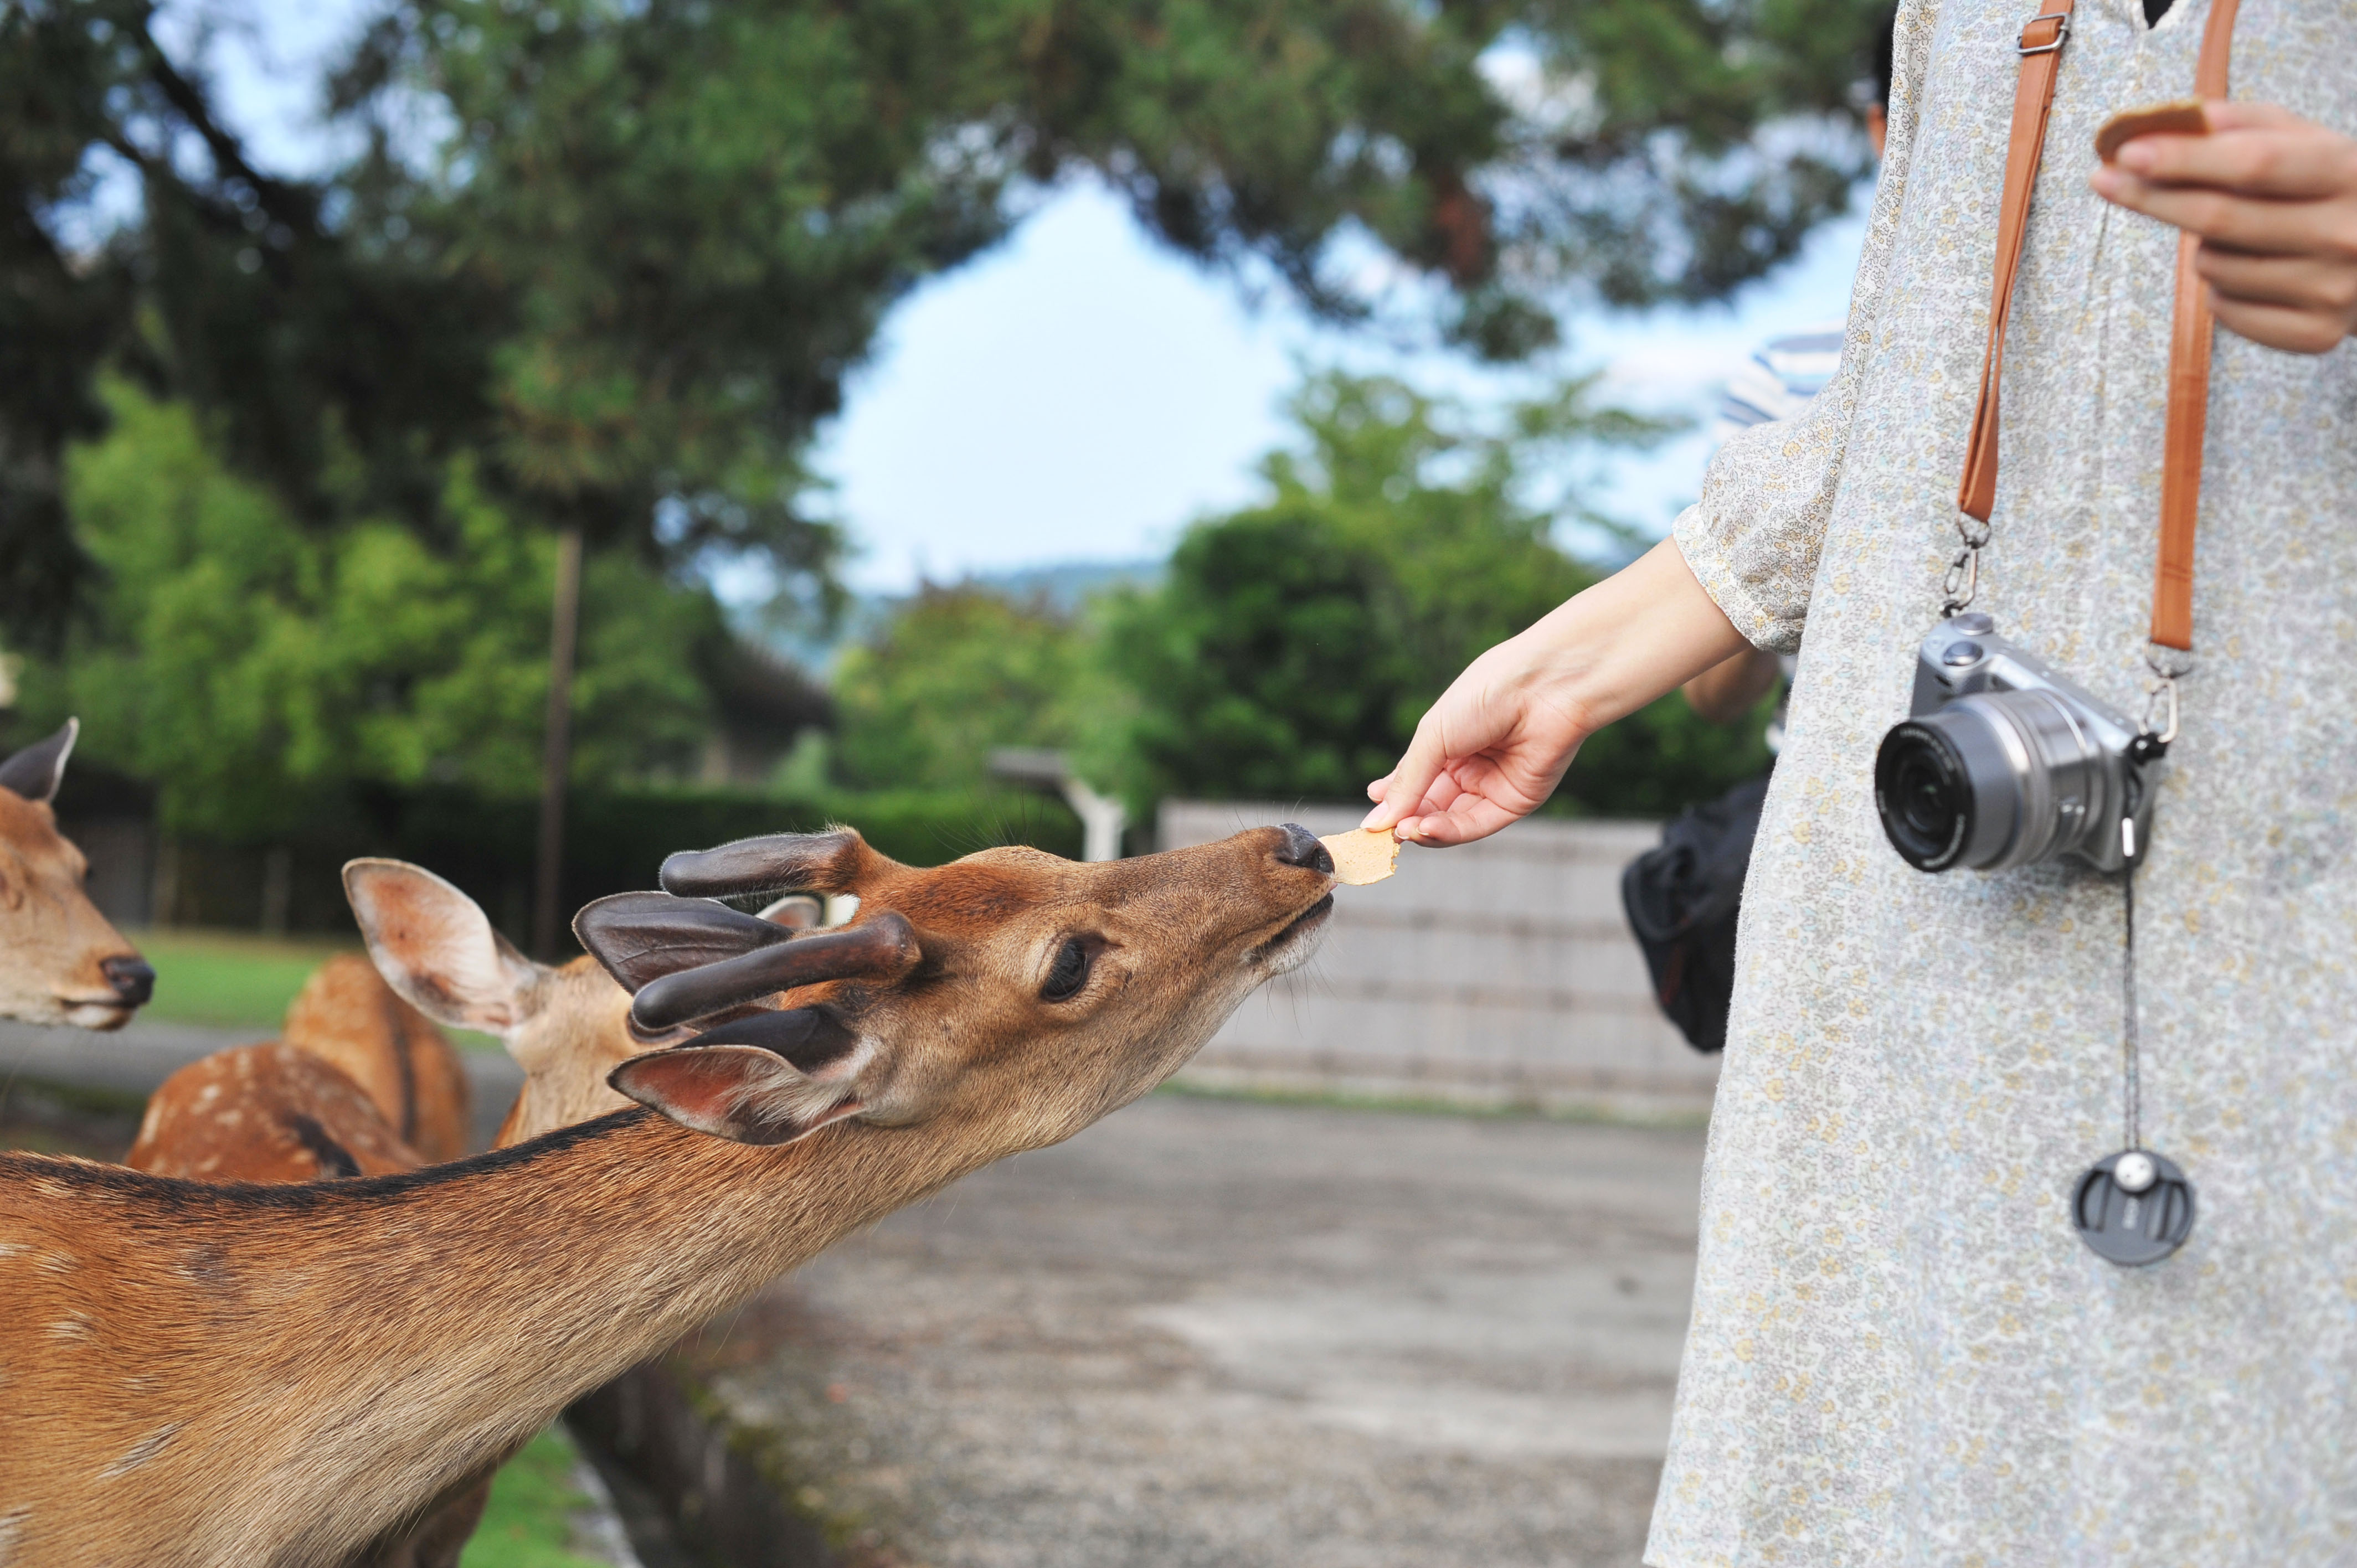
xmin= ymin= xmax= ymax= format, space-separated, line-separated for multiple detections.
xmin=1157 ymin=802 xmax=1718 ymax=1116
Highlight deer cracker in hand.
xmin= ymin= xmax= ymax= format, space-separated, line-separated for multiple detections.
xmin=1321 ymin=828 xmax=1400 ymax=885
xmin=2097 ymin=100 xmax=2209 ymax=163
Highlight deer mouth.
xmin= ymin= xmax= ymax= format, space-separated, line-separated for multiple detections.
xmin=1253 ymin=891 xmax=1334 ymax=971
xmin=57 ymin=998 xmax=137 ymax=1030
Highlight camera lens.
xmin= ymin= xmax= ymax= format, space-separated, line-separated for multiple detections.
xmin=1876 ymin=723 xmax=1975 ymax=869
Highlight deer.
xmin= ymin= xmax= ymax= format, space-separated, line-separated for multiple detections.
xmin=121 ymin=857 xmax=729 ymax=1564
xmin=0 ymin=822 xmax=1335 ymax=1567
xmin=0 ymin=719 xmax=153 ymax=1029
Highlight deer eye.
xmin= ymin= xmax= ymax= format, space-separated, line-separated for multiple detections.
xmin=1041 ymin=936 xmax=1090 ymax=1002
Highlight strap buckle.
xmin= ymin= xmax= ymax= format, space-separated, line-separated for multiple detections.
xmin=2018 ymin=13 xmax=2071 ymax=53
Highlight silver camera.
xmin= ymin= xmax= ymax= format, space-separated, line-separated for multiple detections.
xmin=1874 ymin=612 xmax=2160 ymax=874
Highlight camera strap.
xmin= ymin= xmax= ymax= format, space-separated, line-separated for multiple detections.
xmin=1947 ymin=0 xmax=2244 ymax=1268
xmin=1951 ymin=0 xmax=2240 ymax=664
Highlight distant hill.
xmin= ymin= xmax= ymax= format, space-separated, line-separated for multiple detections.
xmin=758 ymin=555 xmax=1167 ymax=671
xmin=964 ymin=558 xmax=1164 ymax=613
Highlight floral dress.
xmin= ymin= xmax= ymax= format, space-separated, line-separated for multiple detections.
xmin=1653 ymin=0 xmax=2357 ymax=1561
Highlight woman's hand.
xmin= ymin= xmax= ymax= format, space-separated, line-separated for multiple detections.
xmin=2091 ymin=101 xmax=2357 ymax=355
xmin=1363 ymin=540 xmax=1751 ymax=847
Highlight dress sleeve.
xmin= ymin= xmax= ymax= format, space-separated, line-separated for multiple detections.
xmin=1673 ymin=0 xmax=1939 ymax=654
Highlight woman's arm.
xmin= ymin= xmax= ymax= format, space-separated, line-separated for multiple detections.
xmin=1361 ymin=540 xmax=1751 ymax=846
xmin=2091 ymin=102 xmax=2357 ymax=354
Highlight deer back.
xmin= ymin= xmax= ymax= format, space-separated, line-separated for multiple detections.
xmin=281 ymin=955 xmax=472 ymax=1164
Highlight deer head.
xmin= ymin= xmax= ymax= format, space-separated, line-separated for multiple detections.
xmin=0 ymin=720 xmax=153 ymax=1029
xmin=580 ymin=821 xmax=1339 ymax=1153
xmin=0 ymin=823 xmax=1334 ymax=1568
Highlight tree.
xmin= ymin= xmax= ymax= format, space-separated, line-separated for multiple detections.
xmin=1104 ymin=369 xmax=1770 ymax=815
xmin=17 ymin=384 xmax=718 ymax=840
xmin=832 ymin=586 xmax=1100 ymax=792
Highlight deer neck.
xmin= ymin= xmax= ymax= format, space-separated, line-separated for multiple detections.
xmin=0 ymin=1108 xmax=992 ymax=1568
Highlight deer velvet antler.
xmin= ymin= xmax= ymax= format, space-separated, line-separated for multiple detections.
xmin=572 ymin=893 xmax=793 ymax=992
xmin=658 ymin=829 xmax=867 ymax=899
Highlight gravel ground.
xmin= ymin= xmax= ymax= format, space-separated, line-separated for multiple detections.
xmin=685 ymin=1091 xmax=1708 ymax=1568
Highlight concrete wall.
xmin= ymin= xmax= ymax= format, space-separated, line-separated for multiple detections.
xmin=1158 ymin=802 xmax=1718 ymax=1115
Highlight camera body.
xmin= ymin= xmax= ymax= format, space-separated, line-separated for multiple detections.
xmin=1874 ymin=612 xmax=2157 ymax=874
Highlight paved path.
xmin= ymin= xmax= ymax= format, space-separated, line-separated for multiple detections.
xmin=695 ymin=1092 xmax=1707 ymax=1568
xmin=0 ymin=1017 xmax=524 ymax=1151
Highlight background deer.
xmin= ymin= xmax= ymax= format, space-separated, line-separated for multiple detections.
xmin=0 ymin=823 xmax=1335 ymax=1568
xmin=0 ymin=720 xmax=153 ymax=1029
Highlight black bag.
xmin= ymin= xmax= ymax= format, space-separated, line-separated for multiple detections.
xmin=1619 ymin=774 xmax=1771 ymax=1054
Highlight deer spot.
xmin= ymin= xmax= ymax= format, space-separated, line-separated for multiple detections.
xmin=0 ymin=1508 xmax=28 ymax=1559
xmin=45 ymin=1313 xmax=92 ymax=1342
xmin=101 ymin=1422 xmax=182 ymax=1478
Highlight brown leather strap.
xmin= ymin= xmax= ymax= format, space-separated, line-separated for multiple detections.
xmin=1956 ymin=0 xmax=2077 ymax=526
xmin=2150 ymin=0 xmax=2241 ymax=652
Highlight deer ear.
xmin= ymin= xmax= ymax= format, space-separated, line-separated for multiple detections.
xmin=609 ymin=1028 xmax=864 ymax=1146
xmin=344 ymin=859 xmax=545 ymax=1034
xmin=0 ymin=719 xmax=77 ymax=805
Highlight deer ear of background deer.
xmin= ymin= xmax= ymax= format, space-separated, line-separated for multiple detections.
xmin=344 ymin=858 xmax=545 ymax=1035
xmin=609 ymin=1015 xmax=866 ymax=1145
xmin=0 ymin=718 xmax=78 ymax=804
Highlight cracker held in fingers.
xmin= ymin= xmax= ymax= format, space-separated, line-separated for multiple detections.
xmin=1321 ymin=828 xmax=1400 ymax=885
xmin=2096 ymin=99 xmax=2209 ymax=163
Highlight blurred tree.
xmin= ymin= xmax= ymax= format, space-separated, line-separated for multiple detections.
xmin=16 ymin=384 xmax=717 ymax=839
xmin=4 ymin=0 xmax=1892 ymax=626
xmin=832 ymin=585 xmax=1097 ymax=792
xmin=1104 ymin=369 xmax=1770 ymax=814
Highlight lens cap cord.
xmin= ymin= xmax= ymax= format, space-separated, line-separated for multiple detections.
xmin=2073 ymin=865 xmax=2198 ymax=1265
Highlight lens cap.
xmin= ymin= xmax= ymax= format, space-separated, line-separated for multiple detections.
xmin=2071 ymin=1149 xmax=2195 ymax=1266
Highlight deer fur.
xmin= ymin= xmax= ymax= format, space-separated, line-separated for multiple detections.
xmin=121 ymin=859 xmax=715 ymax=1567
xmin=280 ymin=955 xmax=472 ymax=1164
xmin=0 ymin=721 xmax=153 ymax=1029
xmin=124 ymin=1044 xmax=426 ymax=1182
xmin=0 ymin=824 xmax=1334 ymax=1567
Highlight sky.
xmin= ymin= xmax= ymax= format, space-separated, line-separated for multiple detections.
xmin=176 ymin=0 xmax=1871 ymax=597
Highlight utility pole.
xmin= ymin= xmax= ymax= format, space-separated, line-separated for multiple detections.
xmin=532 ymin=525 xmax=584 ymax=958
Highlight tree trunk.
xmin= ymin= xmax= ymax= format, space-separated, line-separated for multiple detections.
xmin=533 ymin=526 xmax=585 ymax=959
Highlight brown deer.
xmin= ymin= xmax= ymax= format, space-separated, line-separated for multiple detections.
xmin=122 ymin=858 xmax=721 ymax=1564
xmin=0 ymin=823 xmax=1336 ymax=1567
xmin=281 ymin=953 xmax=473 ymax=1164
xmin=0 ymin=720 xmax=153 ymax=1029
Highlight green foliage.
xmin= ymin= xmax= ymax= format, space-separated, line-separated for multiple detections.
xmin=1102 ymin=369 xmax=1769 ymax=816
xmin=460 ymin=1427 xmax=609 ymax=1568
xmin=23 ymin=384 xmax=716 ymax=838
xmin=832 ymin=586 xmax=1100 ymax=791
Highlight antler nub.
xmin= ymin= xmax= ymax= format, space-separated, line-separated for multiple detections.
xmin=629 ymin=911 xmax=921 ymax=1031
xmin=573 ymin=893 xmax=793 ymax=992
xmin=660 ymin=829 xmax=866 ymax=900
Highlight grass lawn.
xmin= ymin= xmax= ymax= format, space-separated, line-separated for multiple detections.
xmin=131 ymin=927 xmax=500 ymax=1049
xmin=460 ymin=1426 xmax=616 ymax=1568
xmin=135 ymin=928 xmax=360 ymax=1031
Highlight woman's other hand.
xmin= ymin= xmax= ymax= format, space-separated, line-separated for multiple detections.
xmin=1363 ymin=540 xmax=1751 ymax=848
xmin=2091 ymin=101 xmax=2357 ymax=355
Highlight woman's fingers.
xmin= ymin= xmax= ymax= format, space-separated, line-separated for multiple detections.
xmin=2090 ymin=102 xmax=2357 ymax=354
xmin=2207 ymin=291 xmax=2353 ymax=356
xmin=2196 ymin=246 xmax=2357 ymax=313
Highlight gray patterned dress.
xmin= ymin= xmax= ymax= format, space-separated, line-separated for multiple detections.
xmin=1651 ymin=0 xmax=2357 ymax=1561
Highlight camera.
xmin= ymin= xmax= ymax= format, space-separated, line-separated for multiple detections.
xmin=1875 ymin=612 xmax=2159 ymax=874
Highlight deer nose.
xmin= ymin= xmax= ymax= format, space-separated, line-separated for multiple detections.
xmin=1273 ymin=823 xmax=1335 ymax=875
xmin=100 ymin=955 xmax=155 ymax=1008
